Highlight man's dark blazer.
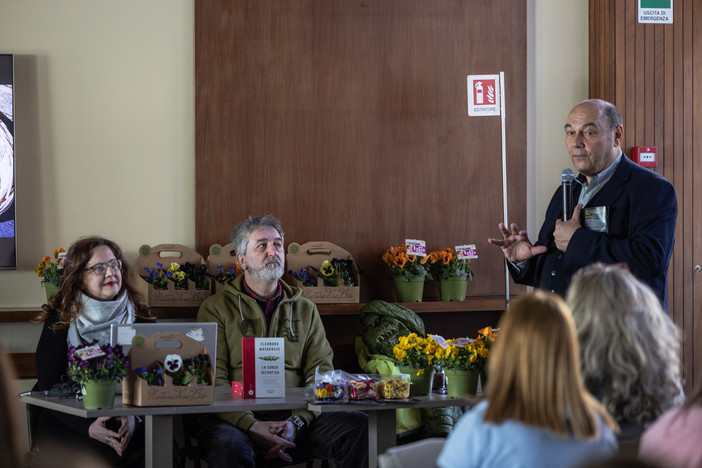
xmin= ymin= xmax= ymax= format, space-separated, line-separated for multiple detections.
xmin=510 ymin=155 xmax=677 ymax=310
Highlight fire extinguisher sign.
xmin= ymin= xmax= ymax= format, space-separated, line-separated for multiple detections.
xmin=467 ymin=75 xmax=501 ymax=116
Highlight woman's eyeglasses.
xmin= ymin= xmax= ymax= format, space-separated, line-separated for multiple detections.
xmin=84 ymin=259 xmax=122 ymax=275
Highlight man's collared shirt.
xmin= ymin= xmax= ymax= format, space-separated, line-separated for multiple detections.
xmin=243 ymin=280 xmax=282 ymax=328
xmin=575 ymin=152 xmax=623 ymax=208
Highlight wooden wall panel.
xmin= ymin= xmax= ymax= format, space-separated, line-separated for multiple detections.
xmin=589 ymin=0 xmax=702 ymax=391
xmin=195 ymin=1 xmax=527 ymax=304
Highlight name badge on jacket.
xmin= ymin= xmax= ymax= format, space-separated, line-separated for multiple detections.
xmin=583 ymin=206 xmax=609 ymax=233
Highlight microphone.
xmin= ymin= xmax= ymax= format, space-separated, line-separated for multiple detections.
xmin=560 ymin=168 xmax=575 ymax=221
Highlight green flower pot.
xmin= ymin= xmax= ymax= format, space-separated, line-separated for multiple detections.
xmin=439 ymin=276 xmax=468 ymax=301
xmin=393 ymin=276 xmax=425 ymax=302
xmin=444 ymin=368 xmax=479 ymax=398
xmin=480 ymin=368 xmax=488 ymax=392
xmin=398 ymin=366 xmax=435 ymax=397
xmin=43 ymin=282 xmax=60 ymax=303
xmin=82 ymin=380 xmax=116 ymax=409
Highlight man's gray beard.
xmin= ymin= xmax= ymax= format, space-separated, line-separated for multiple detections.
xmin=248 ymin=262 xmax=283 ymax=282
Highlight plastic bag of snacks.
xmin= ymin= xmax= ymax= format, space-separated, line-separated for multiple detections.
xmin=313 ymin=368 xmax=350 ymax=402
xmin=348 ymin=373 xmax=411 ymax=400
xmin=347 ymin=374 xmax=380 ymax=401
xmin=378 ymin=375 xmax=411 ymax=400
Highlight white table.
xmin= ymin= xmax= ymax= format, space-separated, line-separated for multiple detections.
xmin=22 ymin=388 xmax=470 ymax=468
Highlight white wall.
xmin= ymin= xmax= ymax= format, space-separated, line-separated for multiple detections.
xmin=0 ymin=0 xmax=587 ymax=354
xmin=529 ymin=0 xmax=589 ymax=235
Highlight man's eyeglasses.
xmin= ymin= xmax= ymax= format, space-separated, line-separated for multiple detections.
xmin=85 ymin=259 xmax=122 ymax=275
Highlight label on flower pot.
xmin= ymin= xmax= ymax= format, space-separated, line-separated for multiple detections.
xmin=429 ymin=334 xmax=449 ymax=348
xmin=455 ymin=244 xmax=479 ymax=259
xmin=75 ymin=344 xmax=106 ymax=360
xmin=405 ymin=239 xmax=427 ymax=257
xmin=451 ymin=337 xmax=474 ymax=347
xmin=241 ymin=337 xmax=285 ymax=398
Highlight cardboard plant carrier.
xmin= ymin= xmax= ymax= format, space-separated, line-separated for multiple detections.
xmin=206 ymin=243 xmax=239 ymax=294
xmin=285 ymin=241 xmax=360 ymax=304
xmin=133 ymin=243 xmax=212 ymax=307
xmin=122 ymin=332 xmax=215 ymax=407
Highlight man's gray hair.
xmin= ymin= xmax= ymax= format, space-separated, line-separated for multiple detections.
xmin=230 ymin=215 xmax=285 ymax=255
xmin=602 ymin=101 xmax=623 ymax=132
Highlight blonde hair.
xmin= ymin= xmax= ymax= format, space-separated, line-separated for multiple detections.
xmin=566 ymin=263 xmax=683 ymax=425
xmin=485 ymin=291 xmax=618 ymax=439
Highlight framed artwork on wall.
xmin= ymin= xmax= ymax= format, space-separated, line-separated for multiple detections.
xmin=0 ymin=53 xmax=16 ymax=270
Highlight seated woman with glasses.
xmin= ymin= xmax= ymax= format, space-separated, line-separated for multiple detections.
xmin=437 ymin=291 xmax=618 ymax=468
xmin=32 ymin=236 xmax=154 ymax=468
xmin=566 ymin=263 xmax=684 ymax=444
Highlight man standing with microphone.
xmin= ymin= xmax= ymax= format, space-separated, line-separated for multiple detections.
xmin=488 ymin=99 xmax=677 ymax=311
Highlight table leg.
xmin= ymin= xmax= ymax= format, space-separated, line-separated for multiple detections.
xmin=368 ymin=410 xmax=397 ymax=468
xmin=145 ymin=414 xmax=173 ymax=468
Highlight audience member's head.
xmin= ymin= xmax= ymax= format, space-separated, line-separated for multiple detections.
xmin=638 ymin=374 xmax=702 ymax=468
xmin=566 ymin=263 xmax=684 ymax=426
xmin=485 ymin=290 xmax=617 ymax=439
xmin=0 ymin=346 xmax=25 ymax=468
xmin=230 ymin=215 xmax=284 ymax=256
xmin=34 ymin=236 xmax=148 ymax=328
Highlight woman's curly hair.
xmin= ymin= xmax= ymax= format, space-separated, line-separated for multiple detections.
xmin=566 ymin=263 xmax=684 ymax=425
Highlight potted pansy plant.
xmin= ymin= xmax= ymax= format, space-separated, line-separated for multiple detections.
xmin=392 ymin=332 xmax=439 ymax=396
xmin=427 ymin=248 xmax=474 ymax=301
xmin=141 ymin=262 xmax=211 ymax=291
xmin=67 ymin=340 xmax=129 ymax=409
xmin=382 ymin=245 xmax=435 ymax=302
xmin=431 ymin=327 xmax=496 ymax=397
xmin=134 ymin=353 xmax=212 ymax=386
xmin=35 ymin=248 xmax=66 ymax=301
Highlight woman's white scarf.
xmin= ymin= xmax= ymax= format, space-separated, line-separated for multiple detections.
xmin=67 ymin=291 xmax=136 ymax=348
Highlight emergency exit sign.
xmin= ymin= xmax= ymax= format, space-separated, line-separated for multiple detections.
xmin=639 ymin=0 xmax=673 ymax=24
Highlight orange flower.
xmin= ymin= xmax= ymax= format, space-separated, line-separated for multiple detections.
xmin=393 ymin=256 xmax=407 ymax=268
xmin=441 ymin=251 xmax=452 ymax=265
xmin=53 ymin=248 xmax=65 ymax=259
xmin=406 ymin=254 xmax=416 ymax=263
xmin=42 ymin=256 xmax=51 ymax=265
xmin=478 ymin=326 xmax=494 ymax=339
xmin=382 ymin=252 xmax=393 ymax=265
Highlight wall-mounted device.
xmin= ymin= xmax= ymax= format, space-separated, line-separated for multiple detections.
xmin=632 ymin=146 xmax=657 ymax=168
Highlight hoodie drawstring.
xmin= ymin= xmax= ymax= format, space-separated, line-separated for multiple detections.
xmin=237 ymin=294 xmax=248 ymax=335
xmin=288 ymin=300 xmax=298 ymax=342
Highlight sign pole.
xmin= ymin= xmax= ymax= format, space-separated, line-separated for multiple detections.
xmin=466 ymin=72 xmax=509 ymax=309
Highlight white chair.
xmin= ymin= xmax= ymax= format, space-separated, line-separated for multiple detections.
xmin=378 ymin=438 xmax=446 ymax=468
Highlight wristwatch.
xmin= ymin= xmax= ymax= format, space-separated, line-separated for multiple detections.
xmin=286 ymin=415 xmax=306 ymax=434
